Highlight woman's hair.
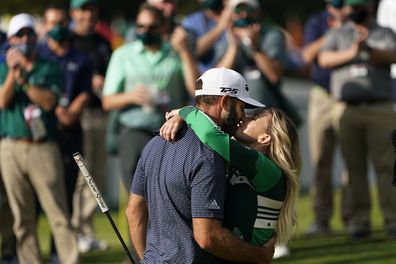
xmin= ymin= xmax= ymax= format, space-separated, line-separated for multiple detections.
xmin=265 ymin=108 xmax=302 ymax=245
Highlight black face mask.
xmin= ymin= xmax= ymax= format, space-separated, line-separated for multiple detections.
xmin=233 ymin=18 xmax=257 ymax=28
xmin=48 ymin=24 xmax=70 ymax=43
xmin=349 ymin=8 xmax=370 ymax=24
xmin=136 ymin=31 xmax=162 ymax=46
xmin=13 ymin=43 xmax=36 ymax=58
xmin=202 ymin=0 xmax=224 ymax=13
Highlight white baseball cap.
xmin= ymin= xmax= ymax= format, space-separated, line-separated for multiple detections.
xmin=229 ymin=0 xmax=260 ymax=9
xmin=7 ymin=13 xmax=35 ymax=38
xmin=195 ymin=68 xmax=265 ymax=108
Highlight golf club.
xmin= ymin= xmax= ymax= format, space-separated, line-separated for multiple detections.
xmin=73 ymin=152 xmax=136 ymax=264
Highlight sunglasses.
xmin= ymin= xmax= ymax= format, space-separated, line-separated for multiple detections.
xmin=136 ymin=24 xmax=161 ymax=31
xmin=15 ymin=29 xmax=36 ymax=39
xmin=235 ymin=5 xmax=255 ymax=15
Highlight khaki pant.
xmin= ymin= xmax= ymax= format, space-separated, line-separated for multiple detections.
xmin=338 ymin=102 xmax=396 ymax=232
xmin=0 ymin=140 xmax=79 ymax=264
xmin=308 ymin=87 xmax=350 ymax=225
xmin=72 ymin=108 xmax=107 ymax=236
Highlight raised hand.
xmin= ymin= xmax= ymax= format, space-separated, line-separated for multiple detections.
xmin=160 ymin=109 xmax=183 ymax=142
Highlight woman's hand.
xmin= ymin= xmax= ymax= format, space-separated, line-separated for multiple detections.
xmin=160 ymin=109 xmax=184 ymax=142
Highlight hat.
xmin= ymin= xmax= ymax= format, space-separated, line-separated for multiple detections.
xmin=7 ymin=13 xmax=35 ymax=38
xmin=345 ymin=0 xmax=369 ymax=6
xmin=229 ymin=0 xmax=260 ymax=9
xmin=70 ymin=0 xmax=97 ymax=9
xmin=195 ymin=68 xmax=265 ymax=108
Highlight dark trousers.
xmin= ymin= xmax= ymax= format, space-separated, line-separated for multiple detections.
xmin=50 ymin=122 xmax=83 ymax=254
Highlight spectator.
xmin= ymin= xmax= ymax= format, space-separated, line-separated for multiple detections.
xmin=125 ymin=0 xmax=179 ymax=43
xmin=0 ymin=13 xmax=79 ymax=263
xmin=126 ymin=67 xmax=275 ymax=263
xmin=0 ymin=28 xmax=18 ymax=264
xmin=318 ymin=0 xmax=396 ymax=240
xmin=102 ymin=3 xmax=199 ymax=191
xmin=37 ymin=3 xmax=94 ymax=258
xmin=217 ymin=0 xmax=301 ymax=128
xmin=301 ymin=0 xmax=350 ymax=236
xmin=377 ymin=0 xmax=396 ymax=103
xmin=182 ymin=0 xmax=232 ymax=73
xmin=69 ymin=0 xmax=112 ymax=252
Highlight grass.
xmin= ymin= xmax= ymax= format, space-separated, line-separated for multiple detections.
xmin=32 ymin=187 xmax=396 ymax=263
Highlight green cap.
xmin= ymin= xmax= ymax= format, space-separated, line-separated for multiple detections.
xmin=70 ymin=0 xmax=97 ymax=9
xmin=345 ymin=0 xmax=369 ymax=6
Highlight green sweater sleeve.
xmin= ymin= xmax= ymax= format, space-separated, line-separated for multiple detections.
xmin=180 ymin=106 xmax=281 ymax=192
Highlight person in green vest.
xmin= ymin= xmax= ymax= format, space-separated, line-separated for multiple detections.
xmin=161 ymin=106 xmax=301 ymax=251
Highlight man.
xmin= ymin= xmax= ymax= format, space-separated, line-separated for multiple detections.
xmin=102 ymin=4 xmax=199 ymax=191
xmin=377 ymin=0 xmax=396 ymax=103
xmin=319 ymin=0 xmax=396 ymax=239
xmin=216 ymin=0 xmax=300 ymax=127
xmin=182 ymin=0 xmax=232 ymax=73
xmin=38 ymin=4 xmax=94 ymax=257
xmin=126 ymin=67 xmax=275 ymax=263
xmin=301 ymin=0 xmax=350 ymax=236
xmin=0 ymin=28 xmax=17 ymax=264
xmin=125 ymin=0 xmax=179 ymax=42
xmin=69 ymin=0 xmax=112 ymax=252
xmin=0 ymin=13 xmax=78 ymax=263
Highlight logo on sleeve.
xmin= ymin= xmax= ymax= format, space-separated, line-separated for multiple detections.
xmin=207 ymin=199 xmax=220 ymax=210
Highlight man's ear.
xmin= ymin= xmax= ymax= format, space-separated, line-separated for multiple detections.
xmin=219 ymin=95 xmax=231 ymax=111
xmin=258 ymin=133 xmax=271 ymax=145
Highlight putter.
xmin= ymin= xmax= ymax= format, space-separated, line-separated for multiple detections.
xmin=73 ymin=152 xmax=136 ymax=264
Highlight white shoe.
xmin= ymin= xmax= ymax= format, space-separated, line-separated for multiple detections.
xmin=77 ymin=234 xmax=109 ymax=253
xmin=273 ymin=245 xmax=290 ymax=259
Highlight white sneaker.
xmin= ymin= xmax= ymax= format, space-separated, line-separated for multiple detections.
xmin=77 ymin=234 xmax=110 ymax=253
xmin=273 ymin=245 xmax=290 ymax=259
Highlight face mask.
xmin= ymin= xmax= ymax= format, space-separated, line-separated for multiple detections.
xmin=13 ymin=43 xmax=36 ymax=58
xmin=349 ymin=8 xmax=370 ymax=24
xmin=233 ymin=18 xmax=257 ymax=28
xmin=136 ymin=31 xmax=162 ymax=46
xmin=202 ymin=0 xmax=223 ymax=13
xmin=48 ymin=24 xmax=70 ymax=43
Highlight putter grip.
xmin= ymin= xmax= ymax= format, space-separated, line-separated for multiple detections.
xmin=73 ymin=152 xmax=109 ymax=213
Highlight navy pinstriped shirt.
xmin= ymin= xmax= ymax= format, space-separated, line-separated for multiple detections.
xmin=131 ymin=125 xmax=225 ymax=264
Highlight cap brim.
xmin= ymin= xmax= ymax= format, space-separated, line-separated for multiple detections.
xmin=238 ymin=97 xmax=265 ymax=109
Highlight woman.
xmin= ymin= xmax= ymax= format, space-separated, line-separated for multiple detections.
xmin=160 ymin=106 xmax=301 ymax=247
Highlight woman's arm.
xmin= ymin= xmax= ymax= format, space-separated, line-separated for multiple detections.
xmin=180 ymin=106 xmax=281 ymax=192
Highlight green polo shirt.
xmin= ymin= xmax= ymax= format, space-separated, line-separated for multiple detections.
xmin=103 ymin=40 xmax=190 ymax=131
xmin=180 ymin=106 xmax=286 ymax=245
xmin=0 ymin=58 xmax=62 ymax=140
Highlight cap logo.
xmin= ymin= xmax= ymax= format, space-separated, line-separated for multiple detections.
xmin=220 ymin=87 xmax=238 ymax=94
xmin=245 ymin=84 xmax=249 ymax=92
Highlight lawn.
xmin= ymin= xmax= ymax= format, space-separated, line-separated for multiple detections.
xmin=33 ymin=187 xmax=396 ymax=263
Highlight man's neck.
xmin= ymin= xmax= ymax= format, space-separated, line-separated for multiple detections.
xmin=196 ymin=103 xmax=223 ymax=127
xmin=144 ymin=44 xmax=161 ymax=53
xmin=73 ymin=26 xmax=92 ymax=37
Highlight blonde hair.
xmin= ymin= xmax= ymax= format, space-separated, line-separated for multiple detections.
xmin=265 ymin=108 xmax=302 ymax=245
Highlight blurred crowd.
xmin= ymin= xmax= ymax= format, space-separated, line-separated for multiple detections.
xmin=1 ymin=0 xmax=396 ymax=263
